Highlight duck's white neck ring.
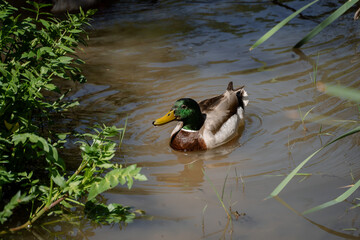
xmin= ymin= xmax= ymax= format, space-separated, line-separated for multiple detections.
xmin=181 ymin=128 xmax=199 ymax=133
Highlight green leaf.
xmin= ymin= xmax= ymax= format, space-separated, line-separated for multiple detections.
xmin=12 ymin=133 xmax=48 ymax=152
xmin=52 ymin=172 xmax=66 ymax=188
xmin=12 ymin=133 xmax=65 ymax=170
xmin=134 ymin=174 xmax=147 ymax=181
xmin=87 ymin=165 xmax=146 ymax=201
xmin=0 ymin=191 xmax=34 ymax=224
xmin=250 ymin=0 xmax=319 ymax=51
xmin=60 ymin=200 xmax=73 ymax=208
xmin=44 ymin=83 xmax=60 ymax=93
xmin=294 ymin=0 xmax=360 ymax=48
xmin=39 ymin=19 xmax=50 ymax=28
xmin=303 ymin=179 xmax=360 ymax=214
xmin=59 ymin=45 xmax=75 ymax=53
xmin=47 ymin=146 xmax=65 ymax=170
xmin=57 ymin=56 xmax=73 ymax=64
xmin=56 ymin=133 xmax=69 ymax=140
xmin=39 ymin=46 xmax=56 ymax=57
xmin=62 ymin=36 xmax=77 ymax=43
xmin=68 ymin=29 xmax=82 ymax=34
xmin=28 ymin=134 xmax=50 ymax=152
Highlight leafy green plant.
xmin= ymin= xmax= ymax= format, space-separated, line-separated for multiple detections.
xmin=0 ymin=0 xmax=90 ymax=132
xmin=250 ymin=0 xmax=359 ymax=50
xmin=0 ymin=1 xmax=147 ymax=233
xmin=1 ymin=124 xmax=147 ymax=232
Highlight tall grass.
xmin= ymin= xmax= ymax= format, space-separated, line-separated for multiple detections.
xmin=250 ymin=0 xmax=360 ymax=50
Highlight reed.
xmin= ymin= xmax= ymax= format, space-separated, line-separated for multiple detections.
xmin=250 ymin=0 xmax=360 ymax=50
xmin=249 ymin=0 xmax=319 ymax=50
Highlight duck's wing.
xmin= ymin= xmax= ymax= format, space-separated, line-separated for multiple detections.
xmin=198 ymin=82 xmax=248 ymax=134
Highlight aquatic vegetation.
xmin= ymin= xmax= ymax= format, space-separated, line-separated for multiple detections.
xmin=309 ymin=54 xmax=319 ymax=85
xmin=0 ymin=1 xmax=146 ymax=233
xmin=298 ymin=106 xmax=316 ymax=132
xmin=250 ymin=0 xmax=360 ymax=50
xmin=251 ymin=0 xmax=360 ymax=216
xmin=268 ymin=84 xmax=360 ymax=214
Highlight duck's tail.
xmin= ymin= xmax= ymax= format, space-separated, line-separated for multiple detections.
xmin=227 ymin=81 xmax=249 ymax=108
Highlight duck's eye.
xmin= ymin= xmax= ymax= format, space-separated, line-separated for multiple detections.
xmin=181 ymin=105 xmax=187 ymax=109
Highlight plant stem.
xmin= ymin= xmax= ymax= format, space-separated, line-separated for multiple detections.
xmin=5 ymin=195 xmax=68 ymax=233
xmin=46 ymin=177 xmax=53 ymax=207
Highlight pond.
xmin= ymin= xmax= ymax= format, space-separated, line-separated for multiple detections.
xmin=18 ymin=0 xmax=360 ymax=239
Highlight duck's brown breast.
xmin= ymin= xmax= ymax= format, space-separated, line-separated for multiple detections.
xmin=170 ymin=129 xmax=207 ymax=151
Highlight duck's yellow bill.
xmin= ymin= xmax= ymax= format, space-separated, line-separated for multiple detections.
xmin=153 ymin=110 xmax=175 ymax=126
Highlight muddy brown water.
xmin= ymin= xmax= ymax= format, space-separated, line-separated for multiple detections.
xmin=12 ymin=1 xmax=360 ymax=239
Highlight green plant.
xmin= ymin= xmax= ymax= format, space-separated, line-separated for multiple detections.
xmin=310 ymin=54 xmax=319 ymax=85
xmin=268 ymin=84 xmax=360 ymax=214
xmin=0 ymin=1 xmax=89 ymax=132
xmin=250 ymin=0 xmax=359 ymax=50
xmin=0 ymin=1 xmax=147 ymax=233
xmin=298 ymin=106 xmax=316 ymax=131
xmin=1 ymin=125 xmax=147 ymax=232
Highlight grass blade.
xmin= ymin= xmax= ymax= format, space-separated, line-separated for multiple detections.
xmin=303 ymin=179 xmax=360 ymax=215
xmin=249 ymin=0 xmax=319 ymax=51
xmin=203 ymin=170 xmax=231 ymax=220
xmin=221 ymin=174 xmax=228 ymax=201
xmin=267 ymin=126 xmax=360 ymax=199
xmin=318 ymin=83 xmax=360 ymax=103
xmin=294 ymin=0 xmax=360 ymax=48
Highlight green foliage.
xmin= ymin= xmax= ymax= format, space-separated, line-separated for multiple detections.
xmin=251 ymin=0 xmax=359 ymax=49
xmin=88 ymin=165 xmax=147 ymax=201
xmin=0 ymin=0 xmax=92 ymax=135
xmin=0 ymin=191 xmax=35 ymax=224
xmin=0 ymin=1 xmax=147 ymax=233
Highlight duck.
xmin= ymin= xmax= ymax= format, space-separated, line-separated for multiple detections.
xmin=152 ymin=82 xmax=249 ymax=151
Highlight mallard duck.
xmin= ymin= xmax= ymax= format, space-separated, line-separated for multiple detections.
xmin=153 ymin=82 xmax=249 ymax=151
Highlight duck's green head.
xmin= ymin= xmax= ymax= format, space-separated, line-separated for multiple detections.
xmin=153 ymin=98 xmax=204 ymax=131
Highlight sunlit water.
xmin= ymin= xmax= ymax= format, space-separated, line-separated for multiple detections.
xmin=14 ymin=1 xmax=360 ymax=239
